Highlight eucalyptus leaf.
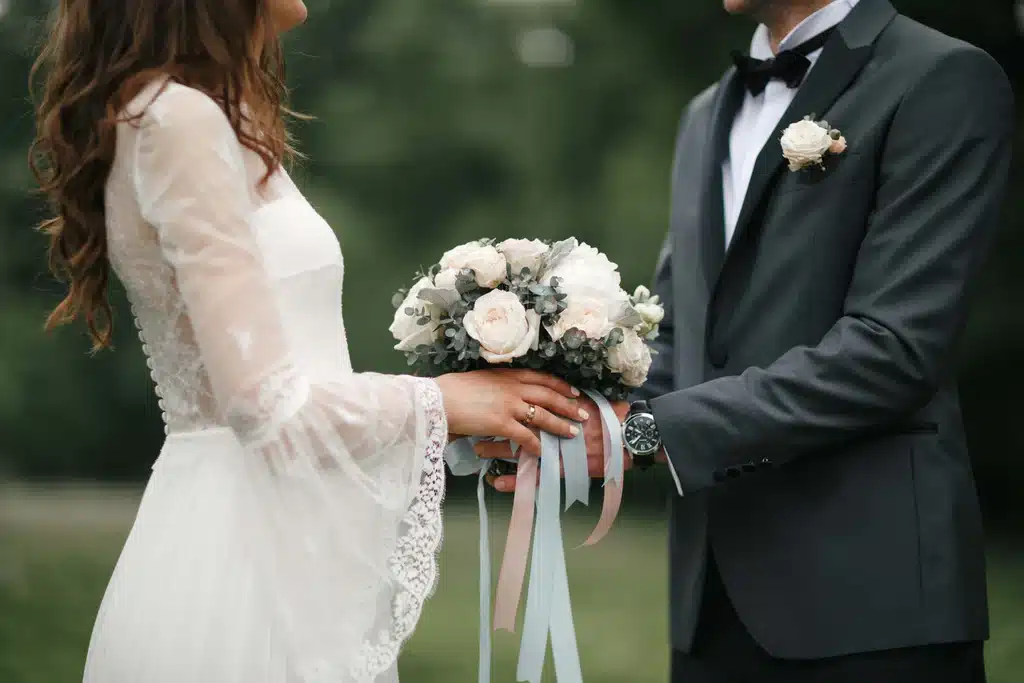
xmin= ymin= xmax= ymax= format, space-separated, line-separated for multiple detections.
xmin=541 ymin=237 xmax=578 ymax=273
xmin=537 ymin=300 xmax=558 ymax=315
xmin=614 ymin=304 xmax=645 ymax=328
xmin=605 ymin=327 xmax=625 ymax=347
xmin=563 ymin=329 xmax=586 ymax=350
xmin=528 ymin=284 xmax=554 ymax=296
xmin=417 ymin=288 xmax=460 ymax=309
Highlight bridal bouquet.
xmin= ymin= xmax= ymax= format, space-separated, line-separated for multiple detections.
xmin=390 ymin=237 xmax=663 ymax=398
xmin=390 ymin=238 xmax=664 ymax=683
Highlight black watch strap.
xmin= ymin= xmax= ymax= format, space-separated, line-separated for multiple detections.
xmin=632 ymin=452 xmax=656 ymax=470
xmin=630 ymin=400 xmax=652 ymax=414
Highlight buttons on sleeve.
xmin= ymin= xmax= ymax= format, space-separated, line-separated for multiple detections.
xmin=712 ymin=457 xmax=775 ymax=483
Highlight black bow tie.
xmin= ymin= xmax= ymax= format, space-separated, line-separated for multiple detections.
xmin=732 ymin=27 xmax=836 ymax=96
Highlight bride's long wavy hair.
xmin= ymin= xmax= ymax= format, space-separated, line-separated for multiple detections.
xmin=30 ymin=0 xmax=294 ymax=351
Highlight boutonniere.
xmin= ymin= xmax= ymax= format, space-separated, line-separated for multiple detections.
xmin=780 ymin=115 xmax=847 ymax=172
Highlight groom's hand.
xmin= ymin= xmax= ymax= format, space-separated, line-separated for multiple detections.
xmin=476 ymin=397 xmax=632 ymax=492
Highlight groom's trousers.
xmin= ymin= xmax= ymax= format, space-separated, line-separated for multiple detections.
xmin=670 ymin=549 xmax=986 ymax=683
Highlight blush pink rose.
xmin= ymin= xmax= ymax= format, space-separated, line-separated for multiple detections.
xmin=829 ymin=136 xmax=848 ymax=155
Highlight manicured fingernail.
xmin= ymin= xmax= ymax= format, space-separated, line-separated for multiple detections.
xmin=496 ymin=480 xmax=508 ymax=492
xmin=570 ymin=425 xmax=580 ymax=437
xmin=571 ymin=386 xmax=581 ymax=396
xmin=578 ymin=408 xmax=590 ymax=421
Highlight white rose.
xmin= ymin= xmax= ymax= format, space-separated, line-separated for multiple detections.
xmin=433 ymin=268 xmax=460 ymax=293
xmin=546 ymin=295 xmax=616 ymax=342
xmin=498 ymin=238 xmax=549 ymax=276
xmin=606 ymin=328 xmax=653 ymax=388
xmin=463 ymin=290 xmax=541 ymax=363
xmin=543 ymin=242 xmax=622 ymax=300
xmin=780 ymin=119 xmax=833 ymax=171
xmin=634 ymin=302 xmax=664 ymax=326
xmin=439 ymin=242 xmax=508 ymax=288
xmin=389 ymin=277 xmax=442 ymax=351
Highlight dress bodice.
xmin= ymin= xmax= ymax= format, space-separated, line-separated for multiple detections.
xmin=106 ymin=91 xmax=349 ymax=435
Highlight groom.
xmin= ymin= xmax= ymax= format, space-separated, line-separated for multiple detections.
xmin=486 ymin=0 xmax=1013 ymax=681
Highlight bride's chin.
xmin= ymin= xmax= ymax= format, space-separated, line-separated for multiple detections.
xmin=273 ymin=1 xmax=308 ymax=33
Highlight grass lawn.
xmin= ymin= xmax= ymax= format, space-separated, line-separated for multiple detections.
xmin=1 ymin=482 xmax=1022 ymax=682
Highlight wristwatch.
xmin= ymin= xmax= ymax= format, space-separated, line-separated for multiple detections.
xmin=622 ymin=400 xmax=662 ymax=470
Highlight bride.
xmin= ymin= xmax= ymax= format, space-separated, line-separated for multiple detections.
xmin=29 ymin=1 xmax=586 ymax=681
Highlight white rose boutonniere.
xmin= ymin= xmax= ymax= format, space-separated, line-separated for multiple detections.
xmin=463 ymin=289 xmax=541 ymax=363
xmin=780 ymin=116 xmax=847 ymax=172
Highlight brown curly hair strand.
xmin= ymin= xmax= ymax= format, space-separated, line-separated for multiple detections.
xmin=30 ymin=0 xmax=296 ymax=351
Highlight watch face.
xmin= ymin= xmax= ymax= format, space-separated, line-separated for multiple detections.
xmin=624 ymin=414 xmax=660 ymax=456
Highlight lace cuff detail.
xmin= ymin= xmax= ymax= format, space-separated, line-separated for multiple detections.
xmin=350 ymin=378 xmax=447 ymax=680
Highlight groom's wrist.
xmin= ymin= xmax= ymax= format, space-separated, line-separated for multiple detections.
xmin=622 ymin=400 xmax=662 ymax=470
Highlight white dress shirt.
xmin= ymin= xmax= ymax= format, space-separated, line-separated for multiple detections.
xmin=722 ymin=0 xmax=860 ymax=246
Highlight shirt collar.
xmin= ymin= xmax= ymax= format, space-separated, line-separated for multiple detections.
xmin=749 ymin=0 xmax=860 ymax=59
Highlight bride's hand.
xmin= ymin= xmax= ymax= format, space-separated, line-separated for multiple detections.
xmin=436 ymin=369 xmax=586 ymax=456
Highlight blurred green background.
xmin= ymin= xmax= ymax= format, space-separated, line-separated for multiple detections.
xmin=1 ymin=1 xmax=1021 ymax=681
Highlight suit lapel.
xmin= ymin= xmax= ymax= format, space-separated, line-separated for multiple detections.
xmin=722 ymin=0 xmax=898 ymax=266
xmin=698 ymin=68 xmax=745 ymax=290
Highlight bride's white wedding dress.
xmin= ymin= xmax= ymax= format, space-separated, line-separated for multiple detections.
xmin=83 ymin=80 xmax=447 ymax=683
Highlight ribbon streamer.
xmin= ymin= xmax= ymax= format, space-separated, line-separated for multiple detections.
xmin=493 ymin=453 xmax=538 ymax=632
xmin=443 ymin=392 xmax=626 ymax=683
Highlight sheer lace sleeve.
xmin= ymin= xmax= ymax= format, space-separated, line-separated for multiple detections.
xmin=131 ymin=84 xmax=446 ymax=682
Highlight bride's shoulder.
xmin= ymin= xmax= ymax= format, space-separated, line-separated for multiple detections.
xmin=123 ymin=78 xmax=231 ymax=135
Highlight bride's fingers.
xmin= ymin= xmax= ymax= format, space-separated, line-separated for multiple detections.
xmin=523 ymin=404 xmax=578 ymax=441
xmin=520 ymin=385 xmax=586 ymax=423
xmin=505 ymin=422 xmax=542 ymax=456
xmin=504 ymin=369 xmax=578 ymax=399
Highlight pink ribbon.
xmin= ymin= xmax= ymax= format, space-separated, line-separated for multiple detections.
xmin=581 ymin=477 xmax=622 ymax=548
xmin=493 ymin=452 xmax=539 ymax=632
xmin=491 ymin=432 xmax=624 ymax=632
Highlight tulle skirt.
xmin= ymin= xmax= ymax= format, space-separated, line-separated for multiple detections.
xmin=82 ymin=427 xmax=398 ymax=683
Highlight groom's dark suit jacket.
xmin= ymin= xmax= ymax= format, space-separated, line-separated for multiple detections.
xmin=637 ymin=0 xmax=1014 ymax=660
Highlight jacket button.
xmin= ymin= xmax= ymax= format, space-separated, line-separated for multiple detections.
xmin=759 ymin=458 xmax=773 ymax=469
xmin=708 ymin=345 xmax=728 ymax=368
xmin=726 ymin=466 xmax=741 ymax=478
xmin=741 ymin=463 xmax=757 ymax=473
xmin=713 ymin=470 xmax=728 ymax=483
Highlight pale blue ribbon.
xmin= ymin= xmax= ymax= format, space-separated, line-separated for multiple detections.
xmin=582 ymin=389 xmax=625 ymax=493
xmin=443 ymin=391 xmax=624 ymax=683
